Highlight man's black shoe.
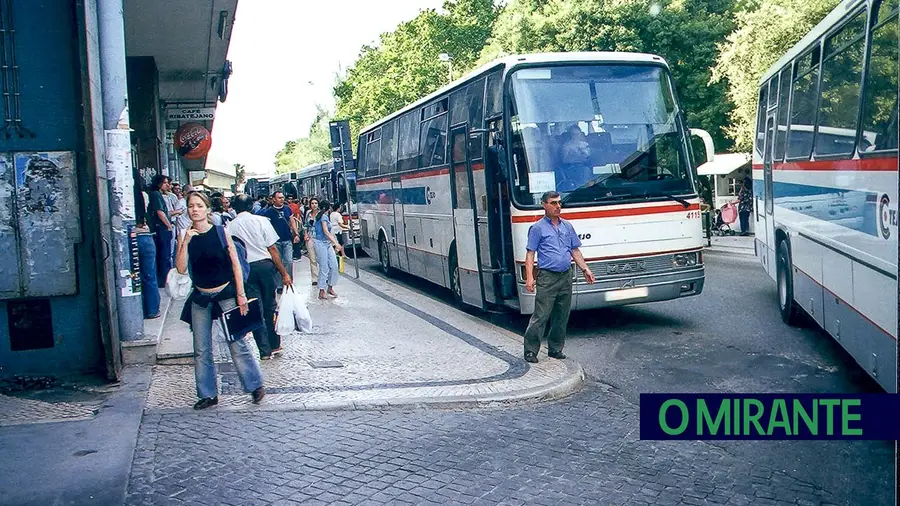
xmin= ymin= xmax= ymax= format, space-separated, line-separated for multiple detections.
xmin=524 ymin=352 xmax=538 ymax=363
xmin=193 ymin=397 xmax=218 ymax=410
xmin=548 ymin=351 xmax=567 ymax=360
xmin=252 ymin=387 xmax=266 ymax=404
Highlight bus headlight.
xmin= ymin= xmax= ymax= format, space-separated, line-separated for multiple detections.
xmin=673 ymin=252 xmax=697 ymax=267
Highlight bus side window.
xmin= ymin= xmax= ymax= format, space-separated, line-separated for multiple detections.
xmin=755 ymin=85 xmax=767 ymax=159
xmin=814 ymin=9 xmax=867 ymax=157
xmin=380 ymin=120 xmax=397 ymax=175
xmin=860 ymin=5 xmax=898 ymax=152
xmin=786 ymin=47 xmax=820 ymax=160
xmin=774 ymin=66 xmax=791 ymax=161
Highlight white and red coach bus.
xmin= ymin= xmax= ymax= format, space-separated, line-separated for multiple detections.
xmin=355 ymin=52 xmax=715 ymax=315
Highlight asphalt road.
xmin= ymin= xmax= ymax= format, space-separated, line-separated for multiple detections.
xmin=124 ymin=249 xmax=895 ymax=506
xmin=342 ymin=248 xmax=895 ymax=504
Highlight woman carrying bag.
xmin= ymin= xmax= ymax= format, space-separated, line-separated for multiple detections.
xmin=313 ymin=200 xmax=343 ymax=300
xmin=175 ymin=192 xmax=265 ymax=410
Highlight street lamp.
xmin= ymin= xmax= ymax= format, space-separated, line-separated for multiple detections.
xmin=439 ymin=53 xmax=453 ymax=83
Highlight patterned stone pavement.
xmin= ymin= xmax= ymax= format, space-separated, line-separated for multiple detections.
xmin=125 ymin=380 xmax=891 ymax=506
xmin=145 ymin=258 xmax=583 ymax=412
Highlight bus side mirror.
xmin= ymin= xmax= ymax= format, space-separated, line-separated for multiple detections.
xmin=690 ymin=128 xmax=715 ymax=163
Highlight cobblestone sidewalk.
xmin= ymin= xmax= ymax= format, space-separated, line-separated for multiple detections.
xmin=145 ymin=257 xmax=584 ymax=412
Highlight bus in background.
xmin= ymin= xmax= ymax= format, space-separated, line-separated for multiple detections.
xmin=752 ymin=0 xmax=897 ymax=392
xmin=273 ymin=161 xmax=360 ymax=242
xmin=355 ymin=52 xmax=715 ymax=315
xmin=244 ymin=177 xmax=270 ymax=199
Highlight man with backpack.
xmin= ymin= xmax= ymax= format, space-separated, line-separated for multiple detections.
xmin=227 ymin=194 xmax=293 ymax=360
xmin=261 ymin=191 xmax=300 ymax=290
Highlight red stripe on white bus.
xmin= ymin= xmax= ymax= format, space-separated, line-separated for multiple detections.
xmin=357 ymin=161 xmax=488 ymax=186
xmin=750 ymin=156 xmax=897 ymax=171
xmin=510 ymin=203 xmax=700 ymax=223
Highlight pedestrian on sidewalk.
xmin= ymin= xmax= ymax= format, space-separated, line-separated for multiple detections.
xmin=313 ymin=200 xmax=343 ymax=300
xmin=227 ymin=195 xmax=293 ymax=360
xmin=329 ymin=201 xmax=349 ymax=248
xmin=262 ymin=191 xmax=300 ymax=289
xmin=522 ymin=191 xmax=595 ymax=364
xmin=147 ymin=174 xmax=174 ymax=288
xmin=175 ymin=191 xmax=265 ymax=410
xmin=738 ymin=178 xmax=753 ymax=236
xmin=303 ymin=197 xmax=320 ymax=285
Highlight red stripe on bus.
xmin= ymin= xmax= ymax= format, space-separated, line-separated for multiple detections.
xmin=358 ymin=161 xmax=487 ymax=187
xmin=514 ymin=247 xmax=703 ymax=264
xmin=510 ymin=203 xmax=700 ymax=223
xmin=750 ymin=157 xmax=896 ymax=171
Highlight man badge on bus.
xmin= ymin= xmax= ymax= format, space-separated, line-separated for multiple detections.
xmin=523 ymin=191 xmax=595 ymax=363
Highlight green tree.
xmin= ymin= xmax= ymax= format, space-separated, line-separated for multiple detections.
xmin=711 ymin=0 xmax=840 ymax=151
xmin=274 ymin=105 xmax=333 ymax=173
xmin=479 ymin=0 xmax=738 ymax=151
xmin=233 ymin=163 xmax=246 ymax=186
xmin=334 ymin=0 xmax=500 ymax=145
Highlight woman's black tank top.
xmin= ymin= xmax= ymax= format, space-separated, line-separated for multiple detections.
xmin=187 ymin=227 xmax=233 ymax=289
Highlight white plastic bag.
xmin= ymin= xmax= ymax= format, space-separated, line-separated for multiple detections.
xmin=275 ymin=286 xmax=313 ymax=335
xmin=165 ymin=268 xmax=192 ymax=299
xmin=293 ymin=294 xmax=313 ymax=333
xmin=275 ymin=287 xmax=299 ymax=336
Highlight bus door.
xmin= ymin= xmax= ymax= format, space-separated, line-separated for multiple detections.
xmin=390 ymin=178 xmax=409 ymax=272
xmin=762 ymin=112 xmax=776 ymax=276
xmin=470 ymin=130 xmax=500 ymax=304
xmin=449 ymin=125 xmax=486 ymax=308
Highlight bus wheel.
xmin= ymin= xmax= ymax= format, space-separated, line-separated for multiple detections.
xmin=449 ymin=252 xmax=463 ymax=304
xmin=378 ymin=237 xmax=392 ymax=275
xmin=776 ymin=239 xmax=801 ymax=326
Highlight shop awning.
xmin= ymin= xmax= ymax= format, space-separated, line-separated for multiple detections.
xmin=697 ymin=153 xmax=751 ymax=176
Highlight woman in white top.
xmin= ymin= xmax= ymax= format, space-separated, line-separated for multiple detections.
xmin=329 ymin=202 xmax=348 ymax=248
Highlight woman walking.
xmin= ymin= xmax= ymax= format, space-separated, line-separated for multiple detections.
xmin=313 ymin=200 xmax=343 ymax=299
xmin=175 ymin=192 xmax=265 ymax=410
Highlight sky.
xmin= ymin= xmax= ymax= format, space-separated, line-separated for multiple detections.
xmin=204 ymin=0 xmax=445 ymax=177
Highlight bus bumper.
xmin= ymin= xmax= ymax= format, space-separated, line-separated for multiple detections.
xmin=517 ymin=266 xmax=705 ymax=315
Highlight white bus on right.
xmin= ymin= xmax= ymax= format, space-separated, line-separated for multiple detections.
xmin=752 ymin=0 xmax=898 ymax=392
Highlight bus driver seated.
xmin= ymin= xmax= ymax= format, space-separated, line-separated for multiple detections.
xmin=556 ymin=124 xmax=593 ymax=191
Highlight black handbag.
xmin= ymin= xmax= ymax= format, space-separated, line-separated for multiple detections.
xmin=219 ymin=298 xmax=265 ymax=343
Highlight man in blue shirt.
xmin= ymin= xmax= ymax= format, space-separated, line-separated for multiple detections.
xmin=523 ymin=191 xmax=595 ymax=363
xmin=261 ymin=191 xmax=300 ymax=289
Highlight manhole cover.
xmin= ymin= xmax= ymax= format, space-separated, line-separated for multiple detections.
xmin=307 ymin=360 xmax=343 ymax=369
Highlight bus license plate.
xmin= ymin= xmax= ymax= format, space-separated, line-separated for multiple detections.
xmin=604 ymin=287 xmax=649 ymax=302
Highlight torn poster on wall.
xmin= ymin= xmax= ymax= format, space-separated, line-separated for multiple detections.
xmin=106 ymin=130 xmax=136 ymax=221
xmin=0 ymin=154 xmax=19 ymax=299
xmin=0 ymin=152 xmax=81 ymax=299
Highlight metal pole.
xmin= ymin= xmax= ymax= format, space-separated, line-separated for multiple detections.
xmin=337 ymin=124 xmax=360 ymax=278
xmin=98 ymin=0 xmax=143 ymax=341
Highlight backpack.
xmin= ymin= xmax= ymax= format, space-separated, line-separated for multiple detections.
xmin=214 ymin=225 xmax=251 ymax=284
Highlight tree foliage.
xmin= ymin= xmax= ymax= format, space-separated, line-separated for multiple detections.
xmin=274 ymin=105 xmax=333 ymax=173
xmin=480 ymin=0 xmax=739 ymax=151
xmin=333 ymin=0 xmax=500 ymax=146
xmin=711 ymin=0 xmax=840 ymax=151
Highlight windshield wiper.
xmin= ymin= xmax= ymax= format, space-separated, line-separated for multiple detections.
xmin=654 ymin=193 xmax=691 ymax=208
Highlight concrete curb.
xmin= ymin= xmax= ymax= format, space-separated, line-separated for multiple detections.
xmin=144 ymin=360 xmax=586 ymax=415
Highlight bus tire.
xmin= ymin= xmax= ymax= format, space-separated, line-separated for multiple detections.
xmin=449 ymin=249 xmax=463 ymax=305
xmin=776 ymin=239 xmax=802 ymax=326
xmin=378 ymin=236 xmax=392 ymax=276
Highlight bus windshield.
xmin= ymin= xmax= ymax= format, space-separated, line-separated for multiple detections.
xmin=508 ymin=64 xmax=695 ymax=206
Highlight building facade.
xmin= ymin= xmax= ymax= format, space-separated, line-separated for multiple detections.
xmin=0 ymin=0 xmax=238 ymax=381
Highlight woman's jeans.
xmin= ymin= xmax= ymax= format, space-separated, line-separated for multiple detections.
xmin=191 ymin=292 xmax=264 ymax=399
xmin=314 ymin=240 xmax=339 ymax=288
xmin=136 ymin=233 xmax=160 ymax=317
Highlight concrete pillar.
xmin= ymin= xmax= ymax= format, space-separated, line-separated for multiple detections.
xmin=98 ymin=0 xmax=144 ymax=341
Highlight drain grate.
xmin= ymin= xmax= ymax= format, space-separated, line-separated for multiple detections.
xmin=307 ymin=360 xmax=343 ymax=369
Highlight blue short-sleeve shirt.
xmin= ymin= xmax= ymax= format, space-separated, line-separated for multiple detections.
xmin=526 ymin=216 xmax=582 ymax=273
